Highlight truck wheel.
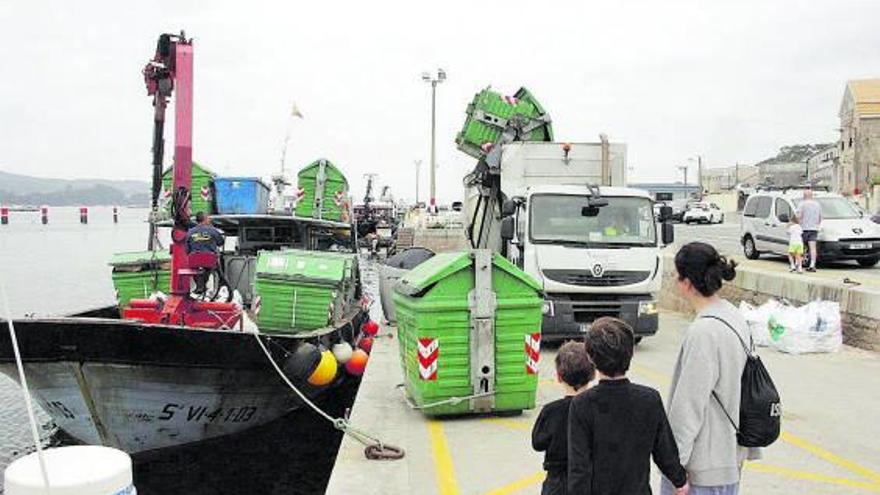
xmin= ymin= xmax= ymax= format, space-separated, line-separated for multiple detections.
xmin=858 ymin=257 xmax=880 ymax=267
xmin=743 ymin=236 xmax=760 ymax=259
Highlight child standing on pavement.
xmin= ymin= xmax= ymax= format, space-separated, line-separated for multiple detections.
xmin=788 ymin=215 xmax=804 ymax=273
xmin=532 ymin=342 xmax=595 ymax=495
xmin=568 ymin=317 xmax=689 ymax=495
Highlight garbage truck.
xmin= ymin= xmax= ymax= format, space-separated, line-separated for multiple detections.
xmin=457 ymin=87 xmax=674 ymax=342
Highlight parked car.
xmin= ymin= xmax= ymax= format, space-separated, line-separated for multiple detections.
xmin=740 ymin=189 xmax=880 ymax=267
xmin=682 ymin=202 xmax=724 ymax=224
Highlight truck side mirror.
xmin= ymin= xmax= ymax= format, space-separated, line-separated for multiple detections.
xmin=662 ymin=222 xmax=674 ymax=245
xmin=501 ymin=200 xmax=517 ymax=218
xmin=659 ymin=205 xmax=673 ymax=222
xmin=778 ymin=213 xmax=790 ymax=223
xmin=500 ymin=216 xmax=516 ymax=240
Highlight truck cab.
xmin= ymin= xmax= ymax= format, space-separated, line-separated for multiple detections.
xmin=500 ymin=184 xmax=671 ymax=341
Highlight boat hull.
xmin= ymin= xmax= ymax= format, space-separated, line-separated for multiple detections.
xmin=0 ymin=308 xmax=366 ymax=454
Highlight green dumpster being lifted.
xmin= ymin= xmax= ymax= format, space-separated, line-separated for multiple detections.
xmin=393 ymin=250 xmax=543 ymax=416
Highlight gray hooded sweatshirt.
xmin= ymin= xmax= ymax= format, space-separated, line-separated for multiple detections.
xmin=666 ymin=298 xmax=760 ymax=486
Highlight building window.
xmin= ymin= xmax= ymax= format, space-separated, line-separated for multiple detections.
xmin=849 ymin=137 xmax=854 ymax=148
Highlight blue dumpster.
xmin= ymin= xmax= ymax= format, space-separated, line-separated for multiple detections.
xmin=214 ymin=177 xmax=270 ymax=214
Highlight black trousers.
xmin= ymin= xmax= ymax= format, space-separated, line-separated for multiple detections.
xmin=542 ymin=471 xmax=567 ymax=495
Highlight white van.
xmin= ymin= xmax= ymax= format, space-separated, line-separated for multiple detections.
xmin=740 ymin=189 xmax=880 ymax=267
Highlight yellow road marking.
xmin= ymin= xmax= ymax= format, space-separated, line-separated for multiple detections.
xmin=632 ymin=360 xmax=880 ymax=486
xmin=780 ymin=432 xmax=880 ymax=486
xmin=481 ymin=471 xmax=546 ymax=495
xmin=483 ymin=417 xmax=531 ymax=431
xmin=539 ymin=378 xmax=557 ymax=387
xmin=428 ymin=420 xmax=460 ymax=495
xmin=747 ymin=462 xmax=880 ymax=493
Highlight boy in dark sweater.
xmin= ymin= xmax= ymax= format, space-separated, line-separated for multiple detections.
xmin=568 ymin=318 xmax=689 ymax=495
xmin=532 ymin=341 xmax=595 ymax=495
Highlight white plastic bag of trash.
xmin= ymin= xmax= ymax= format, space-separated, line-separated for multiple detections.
xmin=739 ymin=300 xmax=780 ymax=347
xmin=766 ymin=300 xmax=842 ymax=354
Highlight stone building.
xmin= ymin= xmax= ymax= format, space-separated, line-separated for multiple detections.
xmin=839 ymin=79 xmax=880 ymax=196
xmin=807 ymin=145 xmax=840 ymax=191
xmin=701 ymin=164 xmax=759 ymax=194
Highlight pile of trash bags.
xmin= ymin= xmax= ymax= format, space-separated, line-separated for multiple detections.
xmin=739 ymin=299 xmax=842 ymax=354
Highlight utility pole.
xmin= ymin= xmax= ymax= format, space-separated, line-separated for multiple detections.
xmin=678 ymin=165 xmax=688 ymax=187
xmin=697 ymin=155 xmax=703 ymax=195
xmin=422 ymin=69 xmax=446 ymax=214
xmin=414 ymin=159 xmax=422 ymax=205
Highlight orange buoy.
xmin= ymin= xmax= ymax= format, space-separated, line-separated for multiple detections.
xmin=358 ymin=337 xmax=374 ymax=354
xmin=308 ymin=350 xmax=338 ymax=386
xmin=362 ymin=320 xmax=379 ymax=337
xmin=345 ymin=349 xmax=369 ymax=376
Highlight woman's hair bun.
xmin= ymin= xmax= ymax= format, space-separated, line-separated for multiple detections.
xmin=674 ymin=242 xmax=736 ymax=297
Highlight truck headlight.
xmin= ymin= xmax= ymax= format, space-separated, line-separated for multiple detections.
xmin=638 ymin=300 xmax=658 ymax=316
xmin=542 ymin=301 xmax=554 ymax=316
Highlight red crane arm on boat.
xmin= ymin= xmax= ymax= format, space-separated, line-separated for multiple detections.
xmin=125 ymin=32 xmax=241 ymax=330
xmin=143 ymin=32 xmax=193 ymax=295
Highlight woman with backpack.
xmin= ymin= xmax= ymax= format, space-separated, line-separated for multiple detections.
xmin=661 ymin=242 xmax=765 ymax=495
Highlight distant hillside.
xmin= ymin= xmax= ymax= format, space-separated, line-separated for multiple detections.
xmin=756 ymin=144 xmax=834 ymax=165
xmin=0 ymin=170 xmax=151 ymax=206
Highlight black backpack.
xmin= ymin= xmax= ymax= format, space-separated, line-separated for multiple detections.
xmin=701 ymin=315 xmax=781 ymax=448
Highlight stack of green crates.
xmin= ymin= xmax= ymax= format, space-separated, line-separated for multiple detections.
xmin=254 ymin=249 xmax=358 ymax=334
xmin=393 ymin=251 xmax=543 ymax=416
xmin=455 ymin=87 xmax=553 ymax=160
xmin=295 ymin=159 xmax=350 ymax=222
xmin=109 ymin=250 xmax=172 ymax=310
xmin=162 ymin=161 xmax=216 ymax=216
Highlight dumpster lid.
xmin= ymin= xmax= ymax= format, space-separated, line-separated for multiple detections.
xmin=108 ymin=250 xmax=172 ymax=267
xmin=395 ymin=250 xmax=541 ymax=296
xmin=256 ymin=249 xmax=351 ymax=283
xmin=298 ymin=159 xmax=348 ymax=183
xmin=162 ymin=161 xmax=215 ymax=177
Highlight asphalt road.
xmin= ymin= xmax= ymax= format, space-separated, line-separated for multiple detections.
xmin=671 ymin=214 xmax=880 ymax=287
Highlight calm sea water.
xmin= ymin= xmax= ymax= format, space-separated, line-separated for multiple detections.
xmin=0 ymin=207 xmax=366 ymax=494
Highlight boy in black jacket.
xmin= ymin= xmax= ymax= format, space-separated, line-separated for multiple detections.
xmin=568 ymin=317 xmax=690 ymax=495
xmin=532 ymin=341 xmax=595 ymax=495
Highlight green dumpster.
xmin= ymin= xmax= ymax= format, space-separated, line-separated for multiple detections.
xmin=393 ymin=250 xmax=543 ymax=416
xmin=455 ymin=87 xmax=553 ymax=160
xmin=295 ymin=159 xmax=350 ymax=222
xmin=109 ymin=250 xmax=172 ymax=311
xmin=162 ymin=161 xmax=216 ymax=216
xmin=254 ymin=249 xmax=358 ymax=334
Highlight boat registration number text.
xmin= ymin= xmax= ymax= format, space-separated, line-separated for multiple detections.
xmin=158 ymin=403 xmax=258 ymax=424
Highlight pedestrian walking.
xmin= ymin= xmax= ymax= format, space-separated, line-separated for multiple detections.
xmin=796 ymin=189 xmax=822 ymax=272
xmin=531 ymin=342 xmax=595 ymax=495
xmin=787 ymin=215 xmax=804 ymax=273
xmin=568 ymin=317 xmax=689 ymax=495
xmin=661 ymin=242 xmax=761 ymax=495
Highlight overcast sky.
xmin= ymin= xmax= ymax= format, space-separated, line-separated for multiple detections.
xmin=2 ymin=1 xmax=879 ymax=203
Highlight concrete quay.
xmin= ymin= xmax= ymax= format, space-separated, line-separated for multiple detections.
xmin=326 ymin=312 xmax=880 ymax=495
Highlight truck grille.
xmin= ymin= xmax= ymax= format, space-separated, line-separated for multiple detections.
xmin=542 ymin=269 xmax=651 ymax=287
xmin=570 ymin=300 xmax=624 ymax=323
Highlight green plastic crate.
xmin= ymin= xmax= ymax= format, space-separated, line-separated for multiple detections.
xmin=109 ymin=250 xmax=172 ymax=310
xmin=254 ymin=249 xmax=358 ymax=334
xmin=162 ymin=161 xmax=216 ymax=216
xmin=393 ymin=250 xmax=543 ymax=416
xmin=295 ymin=159 xmax=350 ymax=222
xmin=455 ymin=87 xmax=553 ymax=160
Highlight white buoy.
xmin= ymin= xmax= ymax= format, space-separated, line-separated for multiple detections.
xmin=4 ymin=446 xmax=135 ymax=495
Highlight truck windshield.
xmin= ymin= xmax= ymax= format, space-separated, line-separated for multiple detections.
xmin=792 ymin=197 xmax=861 ymax=220
xmin=530 ymin=194 xmax=657 ymax=246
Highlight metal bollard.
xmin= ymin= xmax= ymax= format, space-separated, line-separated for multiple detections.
xmin=80 ymin=206 xmax=88 ymax=224
xmin=40 ymin=205 xmax=49 ymax=225
xmin=113 ymin=206 xmax=119 ymax=223
xmin=1 ymin=206 xmax=8 ymax=225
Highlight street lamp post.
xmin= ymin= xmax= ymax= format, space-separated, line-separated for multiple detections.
xmin=422 ymin=69 xmax=446 ymax=213
xmin=414 ymin=159 xmax=422 ymax=205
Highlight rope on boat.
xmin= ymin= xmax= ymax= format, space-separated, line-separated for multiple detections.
xmin=252 ymin=332 xmax=405 ymax=461
xmin=395 ymin=383 xmax=497 ymax=410
xmin=1 ymin=282 xmax=52 ymax=493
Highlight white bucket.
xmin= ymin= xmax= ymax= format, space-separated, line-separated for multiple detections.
xmin=4 ymin=446 xmax=135 ymax=495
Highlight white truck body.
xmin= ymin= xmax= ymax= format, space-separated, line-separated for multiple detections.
xmin=464 ymin=141 xmax=667 ymax=341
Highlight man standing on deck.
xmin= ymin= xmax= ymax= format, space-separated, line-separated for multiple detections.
xmin=185 ymin=212 xmax=225 ymax=293
xmin=796 ymin=189 xmax=822 ymax=272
